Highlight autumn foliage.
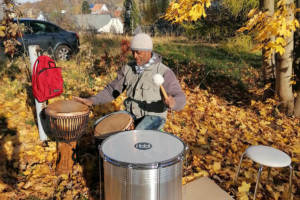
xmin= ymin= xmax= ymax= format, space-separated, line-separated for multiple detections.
xmin=238 ymin=0 xmax=300 ymax=57
xmin=0 ymin=35 xmax=299 ymax=200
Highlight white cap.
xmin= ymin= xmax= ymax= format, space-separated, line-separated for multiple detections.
xmin=130 ymin=33 xmax=153 ymax=51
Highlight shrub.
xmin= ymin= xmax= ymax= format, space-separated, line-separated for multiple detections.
xmin=220 ymin=34 xmax=255 ymax=55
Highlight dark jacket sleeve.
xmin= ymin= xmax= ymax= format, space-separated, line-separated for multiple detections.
xmin=88 ymin=67 xmax=126 ymax=105
xmin=162 ymin=69 xmax=186 ymax=111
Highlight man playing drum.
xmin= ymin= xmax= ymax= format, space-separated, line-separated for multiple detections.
xmin=75 ymin=33 xmax=186 ymax=130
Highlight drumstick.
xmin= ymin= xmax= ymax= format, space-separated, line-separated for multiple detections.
xmin=153 ymin=74 xmax=169 ymax=100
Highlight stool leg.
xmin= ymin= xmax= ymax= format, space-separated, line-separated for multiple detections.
xmin=253 ymin=165 xmax=263 ymax=200
xmin=235 ymin=152 xmax=246 ymax=182
xmin=288 ymin=164 xmax=293 ymax=200
xmin=267 ymin=167 xmax=271 ymax=182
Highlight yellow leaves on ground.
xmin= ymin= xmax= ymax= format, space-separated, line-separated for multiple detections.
xmin=1 ymin=48 xmax=299 ymax=199
xmin=237 ymin=181 xmax=251 ymax=200
xmin=238 ymin=181 xmax=251 ymax=193
xmin=213 ymin=161 xmax=221 ymax=172
xmin=163 ymin=81 xmax=299 ymax=200
xmin=292 ymin=143 xmax=300 ymax=154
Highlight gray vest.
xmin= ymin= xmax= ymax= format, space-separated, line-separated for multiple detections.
xmin=123 ymin=62 xmax=168 ymax=119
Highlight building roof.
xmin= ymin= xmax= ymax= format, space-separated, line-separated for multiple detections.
xmin=74 ymin=14 xmax=112 ymax=30
xmin=92 ymin=3 xmax=103 ymax=11
xmin=91 ymin=3 xmax=109 ymax=14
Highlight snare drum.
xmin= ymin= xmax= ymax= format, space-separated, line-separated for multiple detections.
xmin=45 ymin=100 xmax=90 ymax=174
xmin=100 ymin=130 xmax=186 ymax=200
xmin=94 ymin=111 xmax=134 ymax=140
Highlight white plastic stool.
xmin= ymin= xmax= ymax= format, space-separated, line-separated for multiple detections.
xmin=235 ymin=145 xmax=293 ymax=200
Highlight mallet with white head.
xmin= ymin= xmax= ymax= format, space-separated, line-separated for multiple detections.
xmin=153 ymin=74 xmax=168 ymax=100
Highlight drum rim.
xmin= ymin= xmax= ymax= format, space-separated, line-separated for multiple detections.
xmin=46 ymin=110 xmax=90 ymax=117
xmin=99 ymin=130 xmax=186 ymax=169
xmin=45 ymin=100 xmax=90 ymax=117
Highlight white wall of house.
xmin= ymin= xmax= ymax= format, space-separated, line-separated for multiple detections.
xmin=98 ymin=18 xmax=124 ymax=34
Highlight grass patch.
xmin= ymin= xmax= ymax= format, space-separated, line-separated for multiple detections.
xmin=155 ymin=39 xmax=261 ymax=85
xmin=154 ymin=37 xmax=262 ymax=104
xmin=75 ymin=34 xmax=262 ymax=103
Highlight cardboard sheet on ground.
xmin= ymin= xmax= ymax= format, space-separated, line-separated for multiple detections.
xmin=183 ymin=177 xmax=234 ymax=200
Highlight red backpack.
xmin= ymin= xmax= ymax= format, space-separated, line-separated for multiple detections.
xmin=32 ymin=55 xmax=63 ymax=102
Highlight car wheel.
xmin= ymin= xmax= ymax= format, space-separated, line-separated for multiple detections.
xmin=55 ymin=45 xmax=71 ymax=61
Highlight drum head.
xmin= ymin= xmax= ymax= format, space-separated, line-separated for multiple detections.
xmin=46 ymin=100 xmax=89 ymax=117
xmin=95 ymin=113 xmax=132 ymax=136
xmin=100 ymin=130 xmax=185 ymax=168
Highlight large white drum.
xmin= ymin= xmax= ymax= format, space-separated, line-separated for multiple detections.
xmin=99 ymin=130 xmax=186 ymax=200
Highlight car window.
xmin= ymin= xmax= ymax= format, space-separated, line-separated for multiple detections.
xmin=45 ymin=23 xmax=60 ymax=33
xmin=28 ymin=22 xmax=47 ymax=35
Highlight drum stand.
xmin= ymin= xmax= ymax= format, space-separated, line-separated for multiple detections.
xmin=45 ymin=100 xmax=90 ymax=175
xmin=56 ymin=141 xmax=77 ymax=175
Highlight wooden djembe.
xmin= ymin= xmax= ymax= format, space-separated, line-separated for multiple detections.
xmin=45 ymin=100 xmax=90 ymax=174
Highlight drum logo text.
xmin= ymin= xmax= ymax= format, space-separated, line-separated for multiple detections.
xmin=134 ymin=142 xmax=152 ymax=150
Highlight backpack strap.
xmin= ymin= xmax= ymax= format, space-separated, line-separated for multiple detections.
xmin=32 ymin=57 xmax=40 ymax=82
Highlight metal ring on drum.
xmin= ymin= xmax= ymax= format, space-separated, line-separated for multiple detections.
xmin=99 ymin=130 xmax=186 ymax=200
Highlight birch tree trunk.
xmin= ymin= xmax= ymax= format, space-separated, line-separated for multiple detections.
xmin=260 ymin=0 xmax=275 ymax=83
xmin=294 ymin=0 xmax=300 ymax=117
xmin=275 ymin=0 xmax=294 ymax=116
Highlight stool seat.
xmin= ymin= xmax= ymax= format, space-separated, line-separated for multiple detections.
xmin=235 ymin=145 xmax=293 ymax=200
xmin=246 ymin=145 xmax=291 ymax=167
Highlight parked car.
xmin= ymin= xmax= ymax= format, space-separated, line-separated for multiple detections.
xmin=13 ymin=18 xmax=80 ymax=60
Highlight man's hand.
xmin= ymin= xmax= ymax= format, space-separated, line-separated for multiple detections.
xmin=73 ymin=96 xmax=93 ymax=107
xmin=164 ymin=96 xmax=176 ymax=109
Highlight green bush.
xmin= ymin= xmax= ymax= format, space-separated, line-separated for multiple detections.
xmin=220 ymin=34 xmax=254 ymax=55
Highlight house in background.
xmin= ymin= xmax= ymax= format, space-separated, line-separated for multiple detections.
xmin=91 ymin=3 xmax=109 ymax=15
xmin=98 ymin=17 xmax=123 ymax=34
xmin=75 ymin=14 xmax=124 ymax=34
xmin=75 ymin=14 xmax=111 ymax=32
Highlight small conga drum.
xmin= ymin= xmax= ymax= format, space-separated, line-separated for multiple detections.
xmin=45 ymin=100 xmax=90 ymax=174
xmin=94 ymin=111 xmax=134 ymax=142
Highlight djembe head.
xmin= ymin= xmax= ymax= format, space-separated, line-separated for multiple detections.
xmin=45 ymin=100 xmax=90 ymax=142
